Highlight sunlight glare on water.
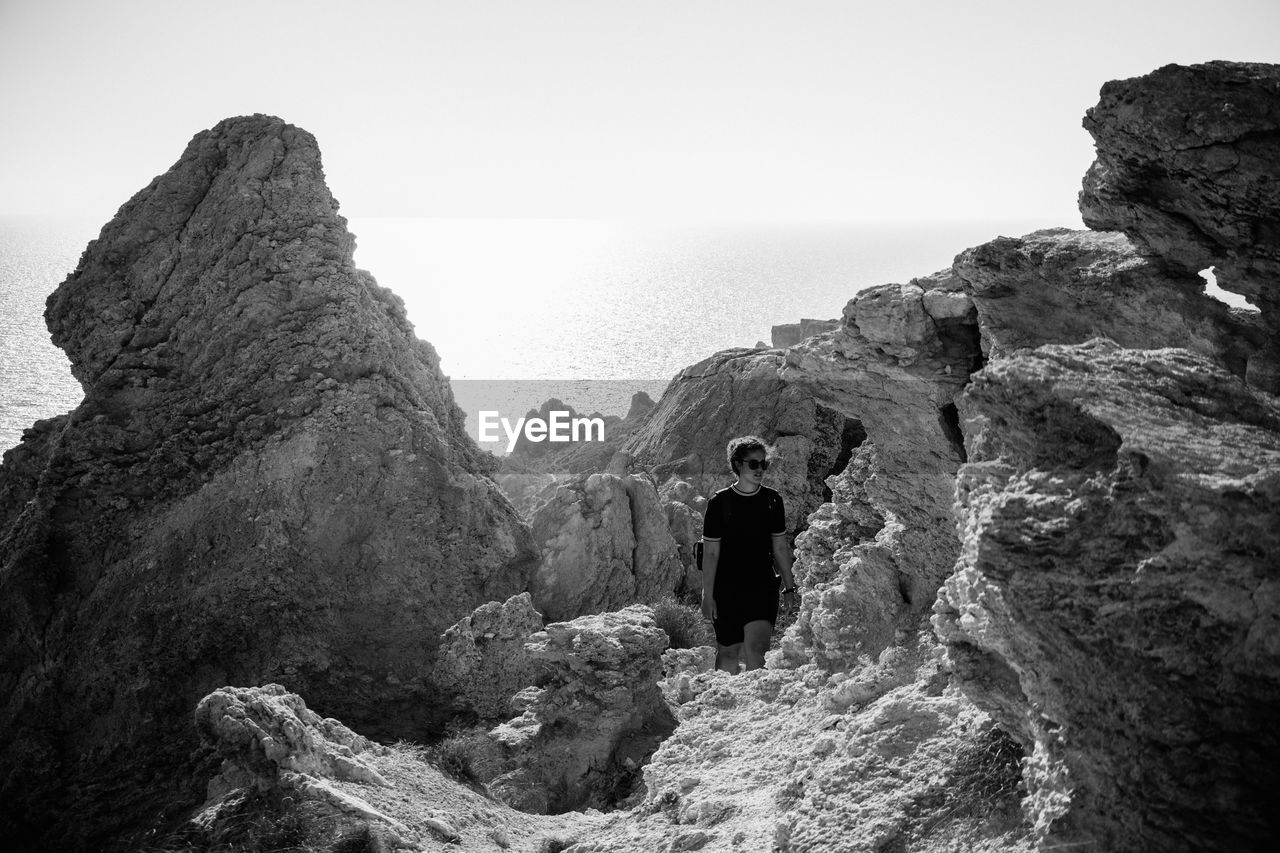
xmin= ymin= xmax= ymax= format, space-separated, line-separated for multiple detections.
xmin=0 ymin=217 xmax=91 ymax=451
xmin=1 ymin=216 xmax=1053 ymax=451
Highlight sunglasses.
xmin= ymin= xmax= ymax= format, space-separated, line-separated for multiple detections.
xmin=742 ymin=459 xmax=770 ymax=471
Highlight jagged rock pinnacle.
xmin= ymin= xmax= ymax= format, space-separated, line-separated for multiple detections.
xmin=0 ymin=115 xmax=538 ymax=850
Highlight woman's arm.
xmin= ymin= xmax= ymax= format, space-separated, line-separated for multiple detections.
xmin=772 ymin=535 xmax=797 ymax=610
xmin=700 ymin=540 xmax=721 ymax=620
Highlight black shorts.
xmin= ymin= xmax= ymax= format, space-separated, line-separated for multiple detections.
xmin=712 ymin=578 xmax=780 ymax=646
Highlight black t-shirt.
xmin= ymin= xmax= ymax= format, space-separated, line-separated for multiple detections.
xmin=702 ymin=485 xmax=786 ymax=591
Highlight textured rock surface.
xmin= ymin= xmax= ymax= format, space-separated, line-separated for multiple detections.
xmin=1079 ymin=62 xmax=1280 ymax=334
xmin=771 ymin=318 xmax=841 ymax=348
xmin=934 ymin=340 xmax=1280 ymax=850
xmin=569 ymin=639 xmax=1029 ymax=853
xmin=175 ymin=644 xmax=1029 ymax=853
xmin=432 ymin=593 xmax=545 ymax=721
xmin=528 ymin=472 xmax=684 ymax=621
xmin=483 ymin=605 xmax=677 ymax=814
xmin=196 ymin=684 xmax=389 ymax=794
xmin=181 ymin=683 xmax=604 ymax=852
xmin=779 ymin=279 xmax=981 ymax=669
xmin=663 ymin=495 xmax=704 ymax=589
xmin=621 ymin=347 xmax=863 ymax=533
xmin=192 ymin=685 xmax=417 ymax=848
xmin=0 ymin=115 xmax=538 ymax=850
xmin=780 ymin=217 xmax=1273 ymax=674
xmin=8 ymin=62 xmax=1277 ymax=852
xmin=779 ymin=443 xmax=900 ymax=668
xmin=952 ymin=227 xmax=1266 ymax=374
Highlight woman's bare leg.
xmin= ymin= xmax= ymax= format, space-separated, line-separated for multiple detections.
xmin=742 ymin=620 xmax=773 ymax=671
xmin=715 ymin=642 xmax=742 ymax=673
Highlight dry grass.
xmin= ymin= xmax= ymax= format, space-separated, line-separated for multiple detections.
xmin=651 ymin=595 xmax=714 ymax=649
xmin=914 ymin=724 xmax=1026 ymax=838
xmin=412 ymin=727 xmax=505 ymax=794
xmin=950 ymin=724 xmax=1025 ymax=807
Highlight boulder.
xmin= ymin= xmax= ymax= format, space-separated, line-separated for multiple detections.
xmin=196 ymin=683 xmax=390 ymax=794
xmin=663 ymin=497 xmax=704 ymax=589
xmin=192 ymin=685 xmax=415 ymax=848
xmin=528 ymin=472 xmax=684 ymax=621
xmin=934 ymin=339 xmax=1280 ymax=850
xmin=433 ymin=593 xmax=546 ymax=721
xmin=0 ymin=115 xmax=538 ymax=850
xmin=183 ymin=683 xmax=606 ymax=852
xmin=484 ymin=606 xmax=677 ymax=813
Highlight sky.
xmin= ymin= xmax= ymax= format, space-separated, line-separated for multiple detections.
xmin=1 ymin=0 xmax=1278 ymax=224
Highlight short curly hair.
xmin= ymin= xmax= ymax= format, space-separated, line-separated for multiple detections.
xmin=726 ymin=435 xmax=770 ymax=474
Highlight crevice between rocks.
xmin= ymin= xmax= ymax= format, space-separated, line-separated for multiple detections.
xmin=821 ymin=415 xmax=866 ymax=503
xmin=939 ymin=403 xmax=967 ymax=464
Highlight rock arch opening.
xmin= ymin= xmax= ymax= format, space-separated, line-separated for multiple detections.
xmin=1199 ymin=267 xmax=1260 ymax=312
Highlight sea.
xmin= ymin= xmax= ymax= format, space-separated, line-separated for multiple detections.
xmin=0 ymin=216 xmax=1055 ymax=454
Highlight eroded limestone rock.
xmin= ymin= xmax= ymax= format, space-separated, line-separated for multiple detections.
xmin=191 ymin=684 xmax=427 ymax=849
xmin=934 ymin=339 xmax=1280 ymax=850
xmin=196 ymin=684 xmax=389 ymax=793
xmin=572 ymin=639 xmax=1031 ymax=853
xmin=778 ymin=443 xmax=898 ymax=669
xmin=528 ymin=472 xmax=684 ymax=621
xmin=0 ymin=115 xmax=538 ymax=850
xmin=484 ymin=606 xmax=677 ymax=813
xmin=1079 ymin=61 xmax=1280 ymax=361
xmin=952 ymin=227 xmax=1266 ymax=375
xmin=433 ymin=593 xmax=545 ymax=721
xmin=779 ymin=279 xmax=981 ymax=669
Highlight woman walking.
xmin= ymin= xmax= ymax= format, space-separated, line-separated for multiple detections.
xmin=699 ymin=435 xmax=798 ymax=673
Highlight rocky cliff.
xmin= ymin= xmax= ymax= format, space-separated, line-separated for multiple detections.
xmin=936 ymin=340 xmax=1280 ymax=850
xmin=779 ymin=274 xmax=981 ymax=669
xmin=932 ymin=61 xmax=1280 ymax=850
xmin=6 ymin=60 xmax=1278 ymax=853
xmin=1079 ymin=64 xmax=1279 ymax=319
xmin=1080 ymin=60 xmax=1280 ymax=394
xmin=953 ymin=227 xmax=1266 ymax=372
xmin=0 ymin=116 xmax=538 ymax=851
